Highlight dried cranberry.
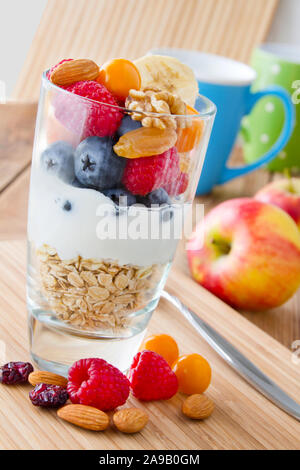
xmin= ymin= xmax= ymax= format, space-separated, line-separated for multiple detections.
xmin=0 ymin=362 xmax=34 ymax=385
xmin=29 ymin=383 xmax=69 ymax=408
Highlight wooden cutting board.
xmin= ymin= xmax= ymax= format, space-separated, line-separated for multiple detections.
xmin=13 ymin=0 xmax=279 ymax=101
xmin=0 ymin=240 xmax=299 ymax=450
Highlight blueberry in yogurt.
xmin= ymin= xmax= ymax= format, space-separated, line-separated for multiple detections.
xmin=41 ymin=141 xmax=75 ymax=183
xmin=138 ymin=188 xmax=173 ymax=222
xmin=63 ymin=200 xmax=72 ymax=211
xmin=54 ymin=197 xmax=72 ymax=212
xmin=138 ymin=188 xmax=171 ymax=207
xmin=103 ymin=188 xmax=136 ymax=207
xmin=116 ymin=115 xmax=142 ymax=138
xmin=74 ymin=136 xmax=126 ymax=190
xmin=71 ymin=178 xmax=85 ymax=188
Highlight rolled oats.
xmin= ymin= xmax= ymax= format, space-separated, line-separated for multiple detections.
xmin=136 ymin=266 xmax=152 ymax=279
xmin=98 ymin=272 xmax=113 ymax=288
xmin=80 ymin=271 xmax=98 ymax=286
xmin=67 ymin=272 xmax=85 ymax=288
xmin=88 ymin=286 xmax=110 ymax=301
xmin=114 ymin=272 xmax=129 ymax=290
xmin=36 ymin=244 xmax=165 ymax=331
xmin=44 ymin=274 xmax=57 ymax=288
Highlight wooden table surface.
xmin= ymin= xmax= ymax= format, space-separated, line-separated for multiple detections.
xmin=1 ymin=103 xmax=299 ymax=348
xmin=1 ymin=239 xmax=300 ymax=450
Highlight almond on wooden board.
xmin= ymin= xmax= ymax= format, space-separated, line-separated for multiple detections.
xmin=182 ymin=394 xmax=214 ymax=420
xmin=113 ymin=408 xmax=148 ymax=433
xmin=50 ymin=59 xmax=99 ymax=86
xmin=28 ymin=370 xmax=68 ymax=388
xmin=57 ymin=404 xmax=109 ymax=431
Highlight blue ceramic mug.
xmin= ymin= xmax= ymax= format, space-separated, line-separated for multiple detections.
xmin=150 ymin=49 xmax=295 ymax=195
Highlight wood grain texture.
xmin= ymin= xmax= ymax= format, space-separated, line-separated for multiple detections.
xmin=0 ymin=239 xmax=299 ymax=450
xmin=0 ymin=168 xmax=30 ymax=241
xmin=0 ymin=103 xmax=36 ymax=192
xmin=12 ymin=0 xmax=279 ymax=101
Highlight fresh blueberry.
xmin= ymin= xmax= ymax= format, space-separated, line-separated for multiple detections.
xmin=138 ymin=188 xmax=173 ymax=222
xmin=74 ymin=136 xmax=126 ymax=190
xmin=116 ymin=115 xmax=142 ymax=137
xmin=71 ymin=178 xmax=86 ymax=188
xmin=103 ymin=188 xmax=136 ymax=207
xmin=63 ymin=200 xmax=72 ymax=211
xmin=41 ymin=141 xmax=75 ymax=183
xmin=138 ymin=188 xmax=171 ymax=207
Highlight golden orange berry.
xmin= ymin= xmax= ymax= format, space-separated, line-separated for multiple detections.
xmin=176 ymin=105 xmax=204 ymax=153
xmin=140 ymin=334 xmax=179 ymax=367
xmin=97 ymin=58 xmax=141 ymax=102
xmin=172 ymin=353 xmax=211 ymax=395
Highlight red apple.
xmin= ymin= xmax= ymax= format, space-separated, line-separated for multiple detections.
xmin=255 ymin=178 xmax=300 ymax=229
xmin=187 ymin=198 xmax=300 ymax=311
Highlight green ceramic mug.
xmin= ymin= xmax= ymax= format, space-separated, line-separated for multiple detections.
xmin=242 ymin=43 xmax=300 ymax=172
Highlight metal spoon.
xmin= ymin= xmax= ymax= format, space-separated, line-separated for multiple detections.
xmin=162 ymin=290 xmax=300 ymax=421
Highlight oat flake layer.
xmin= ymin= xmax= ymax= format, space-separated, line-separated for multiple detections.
xmin=37 ymin=244 xmax=163 ymax=331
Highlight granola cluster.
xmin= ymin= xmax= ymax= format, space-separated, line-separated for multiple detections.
xmin=125 ymin=88 xmax=190 ymax=130
xmin=37 ymin=245 xmax=162 ymax=331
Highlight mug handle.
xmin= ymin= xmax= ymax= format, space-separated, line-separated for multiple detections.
xmin=218 ymin=86 xmax=295 ymax=184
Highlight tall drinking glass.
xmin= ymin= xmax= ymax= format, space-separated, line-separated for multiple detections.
xmin=27 ymin=73 xmax=216 ymax=375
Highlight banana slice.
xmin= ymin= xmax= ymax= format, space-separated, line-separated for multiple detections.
xmin=134 ymin=55 xmax=198 ymax=107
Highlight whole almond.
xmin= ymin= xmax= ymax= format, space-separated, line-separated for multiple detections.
xmin=57 ymin=404 xmax=109 ymax=431
xmin=113 ymin=408 xmax=148 ymax=434
xmin=182 ymin=394 xmax=214 ymax=420
xmin=50 ymin=59 xmax=99 ymax=86
xmin=28 ymin=370 xmax=68 ymax=388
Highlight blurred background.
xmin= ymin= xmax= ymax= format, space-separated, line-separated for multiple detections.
xmin=0 ymin=0 xmax=47 ymax=97
xmin=0 ymin=0 xmax=299 ymax=98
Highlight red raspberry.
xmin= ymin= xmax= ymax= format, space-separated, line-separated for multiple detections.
xmin=128 ymin=351 xmax=178 ymax=401
xmin=164 ymin=171 xmax=189 ymax=196
xmin=46 ymin=59 xmax=73 ymax=80
xmin=67 ymin=358 xmax=130 ymax=411
xmin=54 ymin=81 xmax=122 ymax=139
xmin=122 ymin=147 xmax=180 ymax=196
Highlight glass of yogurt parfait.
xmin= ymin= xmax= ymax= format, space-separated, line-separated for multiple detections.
xmin=27 ymin=56 xmax=216 ymax=375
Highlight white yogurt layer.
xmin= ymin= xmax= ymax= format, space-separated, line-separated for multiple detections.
xmin=28 ymin=169 xmax=188 ymax=267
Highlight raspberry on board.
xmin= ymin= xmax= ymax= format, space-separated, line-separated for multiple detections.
xmin=128 ymin=350 xmax=178 ymax=401
xmin=53 ymin=80 xmax=123 ymax=140
xmin=29 ymin=383 xmax=69 ymax=408
xmin=122 ymin=146 xmax=180 ymax=196
xmin=0 ymin=362 xmax=33 ymax=385
xmin=67 ymin=358 xmax=130 ymax=411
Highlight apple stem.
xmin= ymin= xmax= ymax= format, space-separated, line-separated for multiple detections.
xmin=211 ymin=238 xmax=231 ymax=255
